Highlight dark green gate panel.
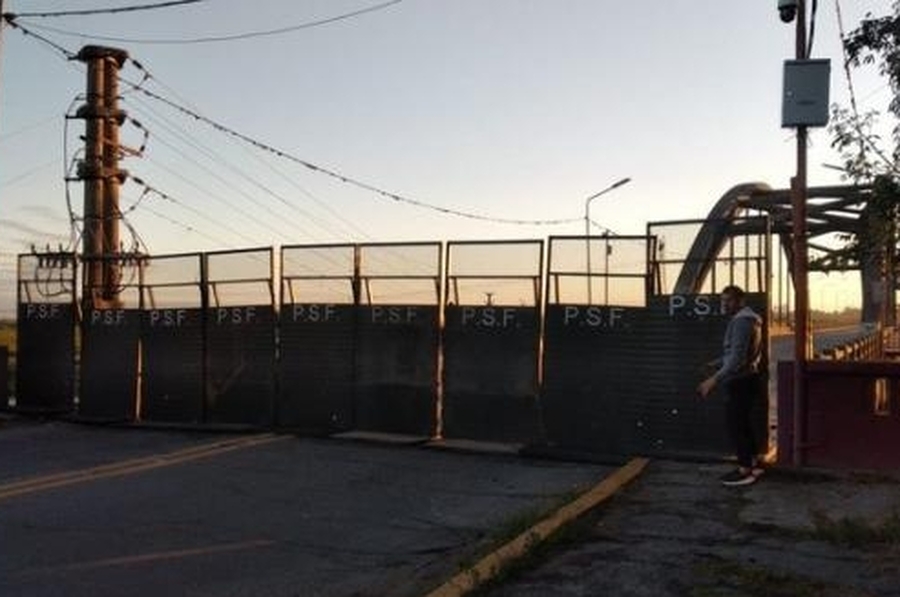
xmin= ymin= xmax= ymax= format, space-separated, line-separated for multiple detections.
xmin=15 ymin=303 xmax=75 ymax=414
xmin=541 ymin=305 xmax=645 ymax=454
xmin=625 ymin=294 xmax=769 ymax=456
xmin=206 ymin=305 xmax=275 ymax=427
xmin=277 ymin=304 xmax=355 ymax=433
xmin=355 ymin=305 xmax=438 ymax=436
xmin=140 ymin=308 xmax=204 ymax=423
xmin=442 ymin=306 xmax=541 ymax=443
xmin=80 ymin=309 xmax=140 ymax=421
xmin=0 ymin=346 xmax=8 ymax=410
xmin=541 ymin=294 xmax=769 ymax=458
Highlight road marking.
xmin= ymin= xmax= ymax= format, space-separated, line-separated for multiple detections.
xmin=423 ymin=457 xmax=649 ymax=597
xmin=0 ymin=433 xmax=288 ymax=502
xmin=16 ymin=539 xmax=276 ymax=577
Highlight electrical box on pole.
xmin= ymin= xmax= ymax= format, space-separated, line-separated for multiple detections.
xmin=782 ymin=59 xmax=831 ymax=128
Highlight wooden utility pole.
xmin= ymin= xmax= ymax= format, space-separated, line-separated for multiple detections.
xmin=74 ymin=45 xmax=128 ymax=308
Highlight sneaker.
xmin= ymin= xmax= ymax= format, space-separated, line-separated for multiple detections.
xmin=720 ymin=468 xmax=758 ymax=487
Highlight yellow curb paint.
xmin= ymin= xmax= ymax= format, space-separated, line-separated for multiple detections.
xmin=0 ymin=433 xmax=287 ymax=502
xmin=423 ymin=457 xmax=650 ymax=597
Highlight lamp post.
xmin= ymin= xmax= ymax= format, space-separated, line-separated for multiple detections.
xmin=585 ymin=177 xmax=631 ymax=304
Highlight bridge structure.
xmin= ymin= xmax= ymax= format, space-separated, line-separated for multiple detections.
xmin=678 ymin=181 xmax=887 ymax=325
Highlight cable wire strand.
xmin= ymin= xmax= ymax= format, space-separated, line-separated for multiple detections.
xmin=12 ymin=0 xmax=404 ymax=45
xmin=7 ymin=0 xmax=203 ymax=19
xmin=123 ymin=68 xmax=582 ymax=226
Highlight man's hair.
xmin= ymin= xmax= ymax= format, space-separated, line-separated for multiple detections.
xmin=721 ymin=285 xmax=745 ymax=300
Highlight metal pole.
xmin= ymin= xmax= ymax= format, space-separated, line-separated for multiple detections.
xmin=584 ymin=177 xmax=631 ymax=305
xmin=604 ymin=237 xmax=610 ymax=304
xmin=585 ymin=209 xmax=592 ymax=305
xmin=792 ymin=0 xmax=810 ymax=466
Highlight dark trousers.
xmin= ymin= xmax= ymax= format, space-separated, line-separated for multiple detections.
xmin=725 ymin=374 xmax=763 ymax=468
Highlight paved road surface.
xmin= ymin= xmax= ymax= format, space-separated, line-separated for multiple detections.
xmin=0 ymin=422 xmax=610 ymax=597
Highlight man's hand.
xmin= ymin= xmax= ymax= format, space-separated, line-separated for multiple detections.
xmin=697 ymin=377 xmax=716 ymax=399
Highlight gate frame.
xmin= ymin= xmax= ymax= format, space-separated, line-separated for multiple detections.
xmin=356 ymin=241 xmax=444 ymax=437
xmin=15 ymin=251 xmax=78 ymax=414
xmin=442 ymin=239 xmax=545 ymax=443
xmin=78 ymin=252 xmax=146 ymax=422
xmin=203 ymin=246 xmax=276 ymax=427
xmin=138 ymin=251 xmax=207 ymax=424
xmin=545 ymin=234 xmax=657 ymax=307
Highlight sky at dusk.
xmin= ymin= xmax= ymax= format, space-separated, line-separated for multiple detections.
xmin=0 ymin=0 xmax=894 ymax=316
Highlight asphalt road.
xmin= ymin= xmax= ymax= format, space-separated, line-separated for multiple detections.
xmin=0 ymin=422 xmax=609 ymax=597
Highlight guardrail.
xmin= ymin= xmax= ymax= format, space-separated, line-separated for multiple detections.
xmin=816 ymin=326 xmax=886 ymax=361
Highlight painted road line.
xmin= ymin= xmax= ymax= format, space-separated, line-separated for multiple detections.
xmin=423 ymin=457 xmax=650 ymax=597
xmin=0 ymin=434 xmax=287 ymax=502
xmin=13 ymin=540 xmax=277 ymax=578
xmin=0 ymin=434 xmax=275 ymax=493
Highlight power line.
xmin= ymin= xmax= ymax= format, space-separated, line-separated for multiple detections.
xmin=12 ymin=0 xmax=404 ymax=45
xmin=140 ymin=203 xmax=233 ymax=247
xmin=128 ymin=171 xmax=272 ymax=246
xmin=6 ymin=0 xmax=203 ymax=19
xmin=127 ymin=118 xmax=321 ymax=243
xmin=122 ymin=67 xmax=582 ymax=226
xmin=9 ymin=18 xmax=581 ymax=232
xmin=0 ymin=112 xmax=58 ymax=144
xmin=123 ymin=95 xmax=349 ymax=242
xmin=2 ymin=14 xmax=76 ymax=58
xmin=0 ymin=158 xmax=57 ymax=189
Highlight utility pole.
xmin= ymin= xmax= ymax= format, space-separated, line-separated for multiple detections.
xmin=791 ymin=2 xmax=811 ymax=466
xmin=74 ymin=45 xmax=128 ymax=308
xmin=102 ymin=53 xmax=126 ymax=302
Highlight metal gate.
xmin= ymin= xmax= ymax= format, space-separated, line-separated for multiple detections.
xmin=15 ymin=252 xmax=76 ymax=414
xmin=79 ymin=256 xmax=142 ymax=421
xmin=542 ymin=220 xmax=770 ymax=458
xmin=205 ymin=248 xmax=276 ymax=427
xmin=139 ymin=253 xmax=205 ymax=423
xmin=279 ymin=245 xmax=356 ymax=433
xmin=355 ymin=243 xmax=441 ymax=437
xmin=542 ymin=236 xmax=654 ymax=454
xmin=442 ymin=241 xmax=543 ymax=443
xmin=643 ymin=218 xmax=771 ymax=456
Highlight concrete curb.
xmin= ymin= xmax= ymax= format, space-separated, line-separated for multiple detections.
xmin=422 ymin=457 xmax=650 ymax=597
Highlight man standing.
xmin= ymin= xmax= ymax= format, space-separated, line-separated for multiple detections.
xmin=698 ymin=285 xmax=765 ymax=487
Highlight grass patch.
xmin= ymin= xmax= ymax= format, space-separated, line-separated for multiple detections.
xmin=690 ymin=559 xmax=832 ymax=597
xmin=810 ymin=510 xmax=900 ymax=548
xmin=466 ymin=502 xmax=607 ymax=596
xmin=453 ymin=488 xmax=582 ymax=573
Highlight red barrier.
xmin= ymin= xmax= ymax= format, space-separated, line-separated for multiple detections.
xmin=779 ymin=361 xmax=900 ymax=470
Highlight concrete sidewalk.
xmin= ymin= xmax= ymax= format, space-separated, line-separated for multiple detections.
xmin=482 ymin=460 xmax=900 ymax=597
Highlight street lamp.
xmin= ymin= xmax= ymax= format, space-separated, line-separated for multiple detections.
xmin=585 ymin=177 xmax=631 ymax=304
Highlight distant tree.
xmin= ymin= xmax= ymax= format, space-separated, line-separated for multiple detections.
xmin=818 ymin=2 xmax=900 ymax=322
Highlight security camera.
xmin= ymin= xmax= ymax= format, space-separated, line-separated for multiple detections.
xmin=778 ymin=0 xmax=798 ymax=23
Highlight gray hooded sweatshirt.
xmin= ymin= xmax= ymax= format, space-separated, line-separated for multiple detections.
xmin=713 ymin=306 xmax=763 ymax=383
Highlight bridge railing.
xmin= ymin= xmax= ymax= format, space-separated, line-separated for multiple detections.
xmin=814 ymin=325 xmax=900 ymax=361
